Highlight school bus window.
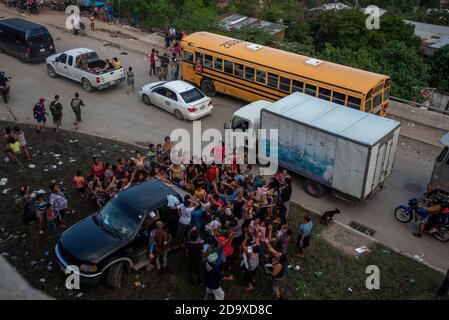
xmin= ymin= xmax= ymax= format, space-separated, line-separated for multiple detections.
xmin=383 ymin=87 xmax=390 ymax=101
xmin=280 ymin=77 xmax=291 ymax=93
xmin=318 ymin=88 xmax=331 ymax=101
xmin=245 ymin=67 xmax=255 ymax=81
xmin=373 ymin=93 xmax=382 ymax=108
xmin=204 ymin=54 xmax=213 ymax=68
xmin=184 ymin=51 xmax=194 ymax=63
xmin=332 ymin=92 xmax=346 ymax=105
xmin=347 ymin=96 xmax=361 ymax=110
xmin=305 ymin=84 xmax=317 ymax=96
xmin=224 ymin=60 xmax=233 ymax=74
xmin=292 ymin=80 xmax=304 ymax=93
xmin=256 ymin=70 xmax=266 ymax=84
xmin=234 ymin=63 xmax=244 ymax=78
xmin=268 ymin=73 xmax=279 ymax=89
xmin=195 ymin=52 xmax=203 ymax=65
xmin=365 ymin=99 xmax=372 ymax=112
xmin=214 ymin=57 xmax=223 ymax=71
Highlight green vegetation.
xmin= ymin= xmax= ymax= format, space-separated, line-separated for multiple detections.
xmin=111 ymin=0 xmax=449 ymax=99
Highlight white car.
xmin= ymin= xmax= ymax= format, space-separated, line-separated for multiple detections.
xmin=139 ymin=80 xmax=214 ymax=121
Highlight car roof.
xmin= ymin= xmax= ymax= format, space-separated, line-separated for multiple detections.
xmin=118 ymin=180 xmax=181 ymax=212
xmin=62 ymin=48 xmax=95 ymax=56
xmin=163 ymin=80 xmax=197 ymax=93
xmin=0 ymin=18 xmax=49 ymax=34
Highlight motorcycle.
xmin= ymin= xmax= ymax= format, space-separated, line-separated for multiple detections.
xmin=394 ymin=198 xmax=449 ymax=242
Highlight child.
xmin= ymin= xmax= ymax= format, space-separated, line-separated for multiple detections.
xmin=34 ymin=193 xmax=47 ymax=235
xmin=72 ymin=170 xmax=86 ymax=199
xmin=46 ymin=204 xmax=59 ymax=235
xmin=89 ymin=12 xmax=95 ymax=32
xmin=104 ymin=162 xmax=114 ymax=185
xmin=126 ymin=66 xmax=135 ymax=95
xmin=156 ymin=144 xmax=163 ymax=164
xmin=7 ymin=137 xmax=23 ymax=167
xmin=13 ymin=126 xmax=31 ymax=161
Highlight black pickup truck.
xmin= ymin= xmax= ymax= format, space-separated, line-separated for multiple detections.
xmin=55 ymin=180 xmax=186 ymax=288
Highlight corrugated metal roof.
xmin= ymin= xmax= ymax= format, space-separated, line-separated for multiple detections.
xmin=220 ymin=13 xmax=287 ymax=35
xmin=405 ymin=20 xmax=449 ymax=49
xmin=263 ymin=92 xmax=400 ymax=146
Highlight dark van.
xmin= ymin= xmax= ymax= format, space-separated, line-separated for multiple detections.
xmin=0 ymin=18 xmax=56 ymax=63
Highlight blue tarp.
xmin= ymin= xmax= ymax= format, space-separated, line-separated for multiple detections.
xmin=77 ymin=0 xmax=107 ymax=7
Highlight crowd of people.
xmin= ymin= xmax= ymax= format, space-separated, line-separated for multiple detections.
xmin=9 ymin=126 xmax=316 ymax=299
xmin=72 ymin=137 xmax=313 ymax=300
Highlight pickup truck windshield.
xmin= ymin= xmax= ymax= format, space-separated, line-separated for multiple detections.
xmin=180 ymin=88 xmax=205 ymax=104
xmin=97 ymin=197 xmax=142 ymax=240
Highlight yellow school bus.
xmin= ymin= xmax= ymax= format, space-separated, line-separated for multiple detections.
xmin=181 ymin=32 xmax=391 ymax=116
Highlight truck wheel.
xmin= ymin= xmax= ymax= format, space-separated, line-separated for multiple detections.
xmin=106 ymin=262 xmax=124 ymax=289
xmin=82 ymin=78 xmax=94 ymax=92
xmin=200 ymin=79 xmax=216 ymax=97
xmin=47 ymin=65 xmax=57 ymax=78
xmin=174 ymin=110 xmax=184 ymax=121
xmin=304 ymin=179 xmax=326 ymax=197
xmin=142 ymin=94 xmax=151 ymax=105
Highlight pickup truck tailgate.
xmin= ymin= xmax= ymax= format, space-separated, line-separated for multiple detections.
xmin=98 ymin=68 xmax=126 ymax=85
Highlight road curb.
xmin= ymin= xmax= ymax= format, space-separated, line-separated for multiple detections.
xmin=290 ymin=201 xmax=446 ymax=275
xmin=0 ymin=9 xmax=150 ymax=56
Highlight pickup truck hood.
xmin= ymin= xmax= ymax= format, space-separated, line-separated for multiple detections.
xmin=59 ymin=215 xmax=127 ymax=265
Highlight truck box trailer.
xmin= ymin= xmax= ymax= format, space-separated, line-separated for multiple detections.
xmin=228 ymin=92 xmax=401 ymax=200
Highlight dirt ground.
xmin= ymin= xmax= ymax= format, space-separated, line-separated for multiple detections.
xmin=0 ymin=121 xmax=447 ymax=300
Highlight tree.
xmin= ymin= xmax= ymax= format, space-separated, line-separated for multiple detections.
xmin=319 ymin=41 xmax=429 ymax=101
xmin=374 ymin=41 xmax=430 ymax=100
xmin=430 ymin=45 xmax=449 ymax=92
xmin=175 ymin=0 xmax=219 ymax=33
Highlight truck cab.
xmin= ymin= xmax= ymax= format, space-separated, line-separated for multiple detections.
xmin=429 ymin=132 xmax=449 ymax=193
xmin=225 ymin=100 xmax=272 ymax=132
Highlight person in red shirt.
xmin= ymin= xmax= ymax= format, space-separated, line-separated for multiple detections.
xmin=216 ymin=230 xmax=235 ymax=281
xmin=206 ymin=162 xmax=219 ymax=192
xmin=149 ymin=48 xmax=156 ymax=77
xmin=90 ymin=156 xmax=105 ymax=180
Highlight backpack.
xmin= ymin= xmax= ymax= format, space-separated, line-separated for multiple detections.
xmin=49 ymin=101 xmax=61 ymax=116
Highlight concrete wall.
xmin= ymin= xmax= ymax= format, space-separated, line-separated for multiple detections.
xmin=388 ymin=100 xmax=449 ymax=132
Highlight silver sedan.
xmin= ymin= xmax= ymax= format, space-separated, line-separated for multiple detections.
xmin=139 ymin=80 xmax=214 ymax=121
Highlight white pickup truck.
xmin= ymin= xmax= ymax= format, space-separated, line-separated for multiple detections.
xmin=46 ymin=48 xmax=126 ymax=92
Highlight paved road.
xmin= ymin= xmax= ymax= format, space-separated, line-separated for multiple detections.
xmin=0 ymin=11 xmax=448 ymax=272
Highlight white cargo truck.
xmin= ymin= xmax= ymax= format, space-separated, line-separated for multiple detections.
xmin=226 ymin=92 xmax=401 ymax=200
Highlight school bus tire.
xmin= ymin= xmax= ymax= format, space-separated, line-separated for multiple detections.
xmin=200 ymin=78 xmax=216 ymax=97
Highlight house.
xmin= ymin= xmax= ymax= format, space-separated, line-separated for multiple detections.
xmin=220 ymin=13 xmax=288 ymax=40
xmin=404 ymin=20 xmax=449 ymax=56
xmin=308 ymin=2 xmax=351 ymax=12
xmin=362 ymin=6 xmax=387 ymax=17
